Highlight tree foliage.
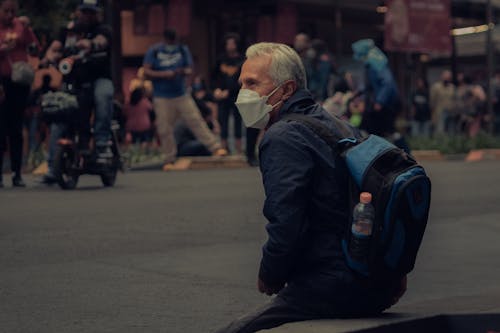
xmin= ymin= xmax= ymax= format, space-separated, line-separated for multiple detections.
xmin=18 ymin=0 xmax=80 ymax=41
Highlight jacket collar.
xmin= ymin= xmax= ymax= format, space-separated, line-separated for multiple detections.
xmin=278 ymin=89 xmax=316 ymax=117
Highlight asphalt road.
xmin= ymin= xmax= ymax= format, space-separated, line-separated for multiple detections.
xmin=1 ymin=160 xmax=500 ymax=333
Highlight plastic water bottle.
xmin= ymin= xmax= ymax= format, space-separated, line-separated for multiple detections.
xmin=349 ymin=192 xmax=375 ymax=263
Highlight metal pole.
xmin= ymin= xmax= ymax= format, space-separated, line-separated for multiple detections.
xmin=108 ymin=0 xmax=123 ymax=95
xmin=335 ymin=1 xmax=342 ymax=61
xmin=486 ymin=0 xmax=494 ymax=134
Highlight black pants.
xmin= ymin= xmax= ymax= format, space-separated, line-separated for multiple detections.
xmin=0 ymin=78 xmax=30 ymax=177
xmin=218 ymin=101 xmax=242 ymax=140
xmin=214 ymin=279 xmax=394 ymax=333
xmin=214 ymin=296 xmax=320 ymax=333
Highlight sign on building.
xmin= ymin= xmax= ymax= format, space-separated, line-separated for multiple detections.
xmin=384 ymin=0 xmax=452 ymax=54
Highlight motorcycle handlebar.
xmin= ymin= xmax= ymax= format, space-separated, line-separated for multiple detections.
xmin=58 ymin=50 xmax=107 ymax=75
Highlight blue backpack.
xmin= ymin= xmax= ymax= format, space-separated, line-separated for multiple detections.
xmin=284 ymin=114 xmax=431 ymax=281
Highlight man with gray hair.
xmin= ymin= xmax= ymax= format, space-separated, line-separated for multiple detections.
xmin=215 ymin=43 xmax=406 ymax=333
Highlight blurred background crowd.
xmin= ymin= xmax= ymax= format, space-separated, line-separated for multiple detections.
xmin=3 ymin=0 xmax=500 ymax=178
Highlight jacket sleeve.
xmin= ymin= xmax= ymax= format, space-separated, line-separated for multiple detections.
xmin=372 ymin=66 xmax=396 ymax=107
xmin=258 ymin=124 xmax=315 ymax=287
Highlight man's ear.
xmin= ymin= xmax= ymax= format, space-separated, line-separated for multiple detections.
xmin=282 ymin=80 xmax=297 ymax=100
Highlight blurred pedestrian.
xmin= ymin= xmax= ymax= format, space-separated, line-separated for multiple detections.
xmin=213 ymin=33 xmax=244 ymax=154
xmin=191 ymin=74 xmax=220 ymax=134
xmin=430 ymin=70 xmax=456 ymax=135
xmin=143 ymin=28 xmax=226 ymax=171
xmin=40 ymin=0 xmax=114 ymax=184
xmin=124 ymin=87 xmax=153 ymax=154
xmin=308 ymin=38 xmax=334 ymax=103
xmin=352 ymin=39 xmax=403 ymax=137
xmin=293 ymin=32 xmax=313 ymax=76
xmin=410 ymin=77 xmax=431 ymax=137
xmin=492 ymin=70 xmax=500 ymax=134
xmin=175 ymin=92 xmax=218 ymax=157
xmin=455 ymin=73 xmax=486 ymax=137
xmin=0 ymin=0 xmax=39 ymax=187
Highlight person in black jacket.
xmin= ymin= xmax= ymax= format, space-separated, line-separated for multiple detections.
xmin=41 ymin=0 xmax=114 ymax=178
xmin=213 ymin=33 xmax=244 ymax=154
xmin=214 ymin=42 xmax=407 ymax=333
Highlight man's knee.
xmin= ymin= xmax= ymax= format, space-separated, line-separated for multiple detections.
xmin=94 ymin=79 xmax=114 ymax=105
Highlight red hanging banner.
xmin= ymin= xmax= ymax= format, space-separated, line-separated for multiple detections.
xmin=275 ymin=4 xmax=297 ymax=45
xmin=167 ymin=0 xmax=192 ymax=38
xmin=384 ymin=0 xmax=452 ymax=54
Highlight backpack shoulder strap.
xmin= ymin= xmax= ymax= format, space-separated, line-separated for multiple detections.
xmin=282 ymin=113 xmax=357 ymax=153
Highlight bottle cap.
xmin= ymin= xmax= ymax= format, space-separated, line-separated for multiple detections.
xmin=360 ymin=192 xmax=372 ymax=204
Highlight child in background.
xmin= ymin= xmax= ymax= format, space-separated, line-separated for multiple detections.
xmin=124 ymin=87 xmax=153 ymax=161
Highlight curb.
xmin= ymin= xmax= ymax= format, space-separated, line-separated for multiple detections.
xmin=465 ymin=149 xmax=500 ymax=162
xmin=129 ymin=155 xmax=250 ymax=172
xmin=412 ymin=149 xmax=500 ymax=162
xmin=411 ymin=150 xmax=445 ymax=162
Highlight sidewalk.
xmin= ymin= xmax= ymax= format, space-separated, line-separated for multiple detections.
xmin=3 ymin=148 xmax=500 ymax=177
xmin=261 ymin=292 xmax=500 ymax=332
xmin=125 ymin=149 xmax=500 ymax=172
xmin=412 ymin=149 xmax=500 ymax=162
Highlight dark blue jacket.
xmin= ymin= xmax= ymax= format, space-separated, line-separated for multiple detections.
xmin=365 ymin=64 xmax=400 ymax=109
xmin=258 ymin=89 xmax=393 ymax=314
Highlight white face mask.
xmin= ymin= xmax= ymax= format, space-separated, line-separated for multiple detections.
xmin=235 ymin=85 xmax=282 ymax=129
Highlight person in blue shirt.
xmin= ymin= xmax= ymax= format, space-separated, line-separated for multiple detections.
xmin=143 ymin=28 xmax=226 ymax=171
xmin=215 ymin=42 xmax=406 ymax=333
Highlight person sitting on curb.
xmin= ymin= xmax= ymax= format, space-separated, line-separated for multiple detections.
xmin=214 ymin=42 xmax=406 ymax=333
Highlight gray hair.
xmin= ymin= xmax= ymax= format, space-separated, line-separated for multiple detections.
xmin=245 ymin=42 xmax=307 ymax=89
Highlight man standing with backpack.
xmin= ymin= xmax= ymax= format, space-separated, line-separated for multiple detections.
xmin=215 ymin=42 xmax=416 ymax=333
xmin=143 ymin=28 xmax=226 ymax=171
xmin=351 ymin=39 xmax=410 ymax=153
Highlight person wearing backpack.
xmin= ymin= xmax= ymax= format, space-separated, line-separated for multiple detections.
xmin=143 ymin=28 xmax=227 ymax=171
xmin=214 ymin=43 xmax=410 ymax=333
xmin=351 ymin=39 xmax=411 ymax=153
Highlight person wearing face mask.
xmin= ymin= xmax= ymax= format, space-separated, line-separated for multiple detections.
xmin=215 ymin=43 xmax=406 ymax=333
xmin=143 ymin=28 xmax=227 ymax=171
xmin=430 ymin=69 xmax=456 ymax=135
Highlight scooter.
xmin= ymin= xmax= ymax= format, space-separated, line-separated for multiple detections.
xmin=41 ymin=50 xmax=124 ymax=190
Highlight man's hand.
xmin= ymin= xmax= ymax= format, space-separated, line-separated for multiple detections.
xmin=162 ymin=70 xmax=176 ymax=79
xmin=214 ymin=88 xmax=229 ymax=100
xmin=257 ymin=278 xmax=284 ymax=296
xmin=93 ymin=35 xmax=108 ymax=50
xmin=391 ymin=275 xmax=407 ymax=306
xmin=42 ymin=40 xmax=63 ymax=64
xmin=374 ymin=103 xmax=383 ymax=112
xmin=76 ymin=39 xmax=92 ymax=52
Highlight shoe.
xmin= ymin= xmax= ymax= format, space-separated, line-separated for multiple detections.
xmin=247 ymin=157 xmax=259 ymax=167
xmin=12 ymin=176 xmax=26 ymax=187
xmin=40 ymin=173 xmax=57 ymax=185
xmin=212 ymin=148 xmax=228 ymax=157
xmin=162 ymin=158 xmax=192 ymax=171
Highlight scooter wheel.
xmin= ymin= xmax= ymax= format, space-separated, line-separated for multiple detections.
xmin=53 ymin=145 xmax=79 ymax=190
xmin=100 ymin=169 xmax=117 ymax=187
